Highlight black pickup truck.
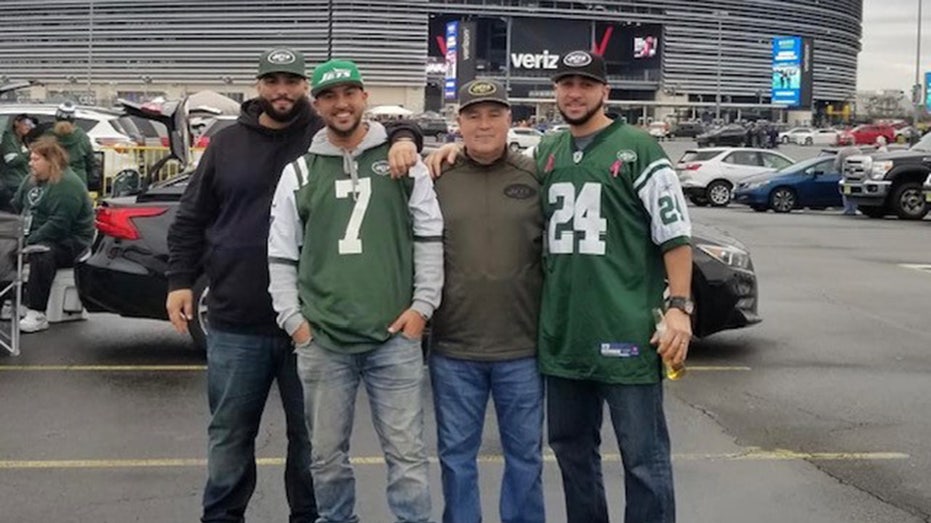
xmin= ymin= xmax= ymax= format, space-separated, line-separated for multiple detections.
xmin=839 ymin=135 xmax=931 ymax=220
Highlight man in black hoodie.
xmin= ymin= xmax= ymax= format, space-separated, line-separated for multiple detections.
xmin=166 ymin=48 xmax=422 ymax=523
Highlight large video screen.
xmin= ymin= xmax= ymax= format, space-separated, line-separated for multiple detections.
xmin=444 ymin=21 xmax=458 ymax=100
xmin=772 ymin=36 xmax=802 ymax=106
xmin=595 ymin=22 xmax=662 ymax=76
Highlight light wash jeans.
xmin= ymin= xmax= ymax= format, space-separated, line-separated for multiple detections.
xmin=297 ymin=334 xmax=431 ymax=523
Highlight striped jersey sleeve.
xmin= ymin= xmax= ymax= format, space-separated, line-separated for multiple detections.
xmin=634 ymin=155 xmax=692 ymax=251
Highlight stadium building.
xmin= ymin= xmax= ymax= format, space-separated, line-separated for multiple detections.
xmin=0 ymin=0 xmax=862 ymax=124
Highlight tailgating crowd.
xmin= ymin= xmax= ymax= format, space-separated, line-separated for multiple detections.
xmin=0 ymin=102 xmax=96 ymax=333
xmin=9 ymin=44 xmax=697 ymax=523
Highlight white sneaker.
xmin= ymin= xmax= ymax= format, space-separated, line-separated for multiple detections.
xmin=19 ymin=309 xmax=49 ymax=333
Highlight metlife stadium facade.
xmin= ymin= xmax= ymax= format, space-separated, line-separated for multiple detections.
xmin=0 ymin=0 xmax=861 ymax=121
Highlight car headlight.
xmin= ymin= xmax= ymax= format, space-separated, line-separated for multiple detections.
xmin=697 ymin=243 xmax=752 ymax=271
xmin=870 ymin=161 xmax=893 ymax=180
xmin=745 ymin=180 xmax=770 ymax=190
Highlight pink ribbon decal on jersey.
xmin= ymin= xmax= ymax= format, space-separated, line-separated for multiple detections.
xmin=610 ymin=160 xmax=621 ymax=177
xmin=544 ymin=153 xmax=555 ymax=173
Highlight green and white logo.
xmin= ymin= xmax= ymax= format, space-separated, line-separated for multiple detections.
xmin=371 ymin=160 xmax=391 ymax=176
xmin=616 ymin=150 xmax=638 ymax=163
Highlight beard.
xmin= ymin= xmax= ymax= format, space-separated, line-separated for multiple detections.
xmin=258 ymin=94 xmax=309 ymax=123
xmin=558 ymin=100 xmax=604 ymax=126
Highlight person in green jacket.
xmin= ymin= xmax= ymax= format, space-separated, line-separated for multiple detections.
xmin=0 ymin=114 xmax=35 ymax=212
xmin=48 ymin=101 xmax=97 ymax=187
xmin=12 ymin=136 xmax=95 ymax=333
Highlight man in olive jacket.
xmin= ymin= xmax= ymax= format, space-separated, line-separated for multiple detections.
xmin=429 ymin=79 xmax=545 ymax=523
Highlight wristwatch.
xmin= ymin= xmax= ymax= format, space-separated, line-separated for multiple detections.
xmin=666 ymin=296 xmax=695 ymax=316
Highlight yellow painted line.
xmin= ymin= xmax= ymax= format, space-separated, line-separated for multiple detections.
xmin=0 ymin=365 xmax=206 ymax=372
xmin=686 ymin=366 xmax=752 ymax=372
xmin=0 ymin=365 xmax=749 ymax=373
xmin=0 ymin=450 xmax=908 ymax=470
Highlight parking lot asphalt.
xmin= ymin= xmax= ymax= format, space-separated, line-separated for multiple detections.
xmin=1 ymin=140 xmax=929 ymax=522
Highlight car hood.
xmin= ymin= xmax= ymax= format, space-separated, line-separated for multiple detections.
xmin=739 ymin=171 xmax=781 ymax=184
xmin=692 ymin=223 xmax=748 ymax=251
xmin=869 ymin=149 xmax=930 ymax=161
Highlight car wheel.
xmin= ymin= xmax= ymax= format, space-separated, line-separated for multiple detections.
xmin=689 ymin=195 xmax=709 ymax=207
xmin=804 ymin=137 xmax=813 ymax=145
xmin=509 ymin=142 xmax=521 ymax=151
xmin=769 ymin=187 xmax=796 ymax=213
xmin=859 ymin=205 xmax=886 ymax=219
xmin=190 ymin=277 xmax=210 ymax=351
xmin=706 ymin=181 xmax=732 ymax=207
xmin=891 ymin=182 xmax=929 ymax=220
xmin=751 ymin=205 xmax=768 ymax=212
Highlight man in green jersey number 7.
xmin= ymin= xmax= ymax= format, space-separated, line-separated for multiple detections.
xmin=267 ymin=59 xmax=443 ymax=523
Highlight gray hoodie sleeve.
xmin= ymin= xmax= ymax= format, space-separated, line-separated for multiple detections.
xmin=268 ymin=161 xmax=307 ymax=336
xmin=407 ymin=160 xmax=444 ymax=319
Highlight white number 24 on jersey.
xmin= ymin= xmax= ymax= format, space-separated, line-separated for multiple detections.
xmin=548 ymin=182 xmax=606 ymax=255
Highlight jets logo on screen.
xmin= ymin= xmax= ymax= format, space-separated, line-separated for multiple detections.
xmin=267 ymin=49 xmax=296 ymax=65
xmin=563 ymin=51 xmax=593 ymax=67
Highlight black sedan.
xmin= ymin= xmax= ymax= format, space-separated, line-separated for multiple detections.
xmin=77 ymin=184 xmax=760 ymax=350
xmin=76 ymin=100 xmax=760 ymax=349
xmin=696 ymin=124 xmax=750 ymax=148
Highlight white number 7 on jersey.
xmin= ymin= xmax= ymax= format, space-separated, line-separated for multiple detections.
xmin=334 ymin=177 xmax=372 ymax=254
xmin=548 ymin=182 xmax=607 ymax=255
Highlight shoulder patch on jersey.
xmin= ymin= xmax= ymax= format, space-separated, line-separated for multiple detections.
xmin=371 ymin=160 xmax=391 ymax=177
xmin=503 ymin=183 xmax=537 ymax=200
xmin=616 ymin=149 xmax=638 ymax=163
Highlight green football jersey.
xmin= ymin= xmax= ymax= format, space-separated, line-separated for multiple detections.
xmin=292 ymin=144 xmax=416 ymax=353
xmin=536 ymin=120 xmax=691 ymax=384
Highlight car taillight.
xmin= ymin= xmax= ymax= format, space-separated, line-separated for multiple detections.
xmin=96 ymin=207 xmax=167 ymax=240
xmin=195 ymin=136 xmax=210 ymax=148
xmin=684 ymin=163 xmax=702 ymax=170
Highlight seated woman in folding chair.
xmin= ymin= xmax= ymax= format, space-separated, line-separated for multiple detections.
xmin=11 ymin=136 xmax=94 ymax=333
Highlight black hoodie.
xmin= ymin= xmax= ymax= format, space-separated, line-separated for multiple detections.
xmin=167 ymin=99 xmax=421 ymax=335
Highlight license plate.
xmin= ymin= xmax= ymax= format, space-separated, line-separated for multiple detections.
xmin=843 ymin=185 xmax=852 ymax=195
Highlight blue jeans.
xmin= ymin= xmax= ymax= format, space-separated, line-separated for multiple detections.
xmin=546 ymin=376 xmax=675 ymax=523
xmin=429 ymin=354 xmax=545 ymax=523
xmin=297 ymin=334 xmax=431 ymax=523
xmin=202 ymin=329 xmax=317 ymax=523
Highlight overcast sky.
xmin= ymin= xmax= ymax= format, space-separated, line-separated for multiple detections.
xmin=858 ymin=1 xmax=929 ymax=91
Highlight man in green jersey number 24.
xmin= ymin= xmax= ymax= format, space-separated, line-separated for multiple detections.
xmin=538 ymin=50 xmax=692 ymax=523
xmin=267 ymin=59 xmax=444 ymax=523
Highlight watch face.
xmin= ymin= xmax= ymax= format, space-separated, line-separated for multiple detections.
xmin=668 ymin=297 xmax=694 ymax=315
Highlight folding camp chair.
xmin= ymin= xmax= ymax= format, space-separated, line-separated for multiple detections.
xmin=0 ymin=212 xmax=25 ymax=356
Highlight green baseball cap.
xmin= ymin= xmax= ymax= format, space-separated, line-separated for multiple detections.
xmin=311 ymin=59 xmax=364 ymax=96
xmin=256 ymin=47 xmax=307 ymax=79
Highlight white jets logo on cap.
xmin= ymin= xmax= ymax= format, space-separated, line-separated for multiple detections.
xmin=267 ymin=49 xmax=296 ymax=65
xmin=563 ymin=51 xmax=593 ymax=67
xmin=321 ymin=69 xmax=352 ymax=82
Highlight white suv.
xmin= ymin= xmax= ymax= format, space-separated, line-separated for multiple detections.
xmin=676 ymin=147 xmax=795 ymax=206
xmin=0 ymin=104 xmax=141 ymax=189
xmin=507 ymin=127 xmax=543 ymax=150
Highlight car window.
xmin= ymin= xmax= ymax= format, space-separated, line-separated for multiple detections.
xmin=73 ymin=118 xmax=97 ymax=132
xmin=811 ymin=158 xmax=836 ymax=173
xmin=761 ymin=153 xmax=792 ymax=169
xmin=679 ymin=150 xmax=721 ymax=163
xmin=724 ymin=150 xmax=761 ymax=166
